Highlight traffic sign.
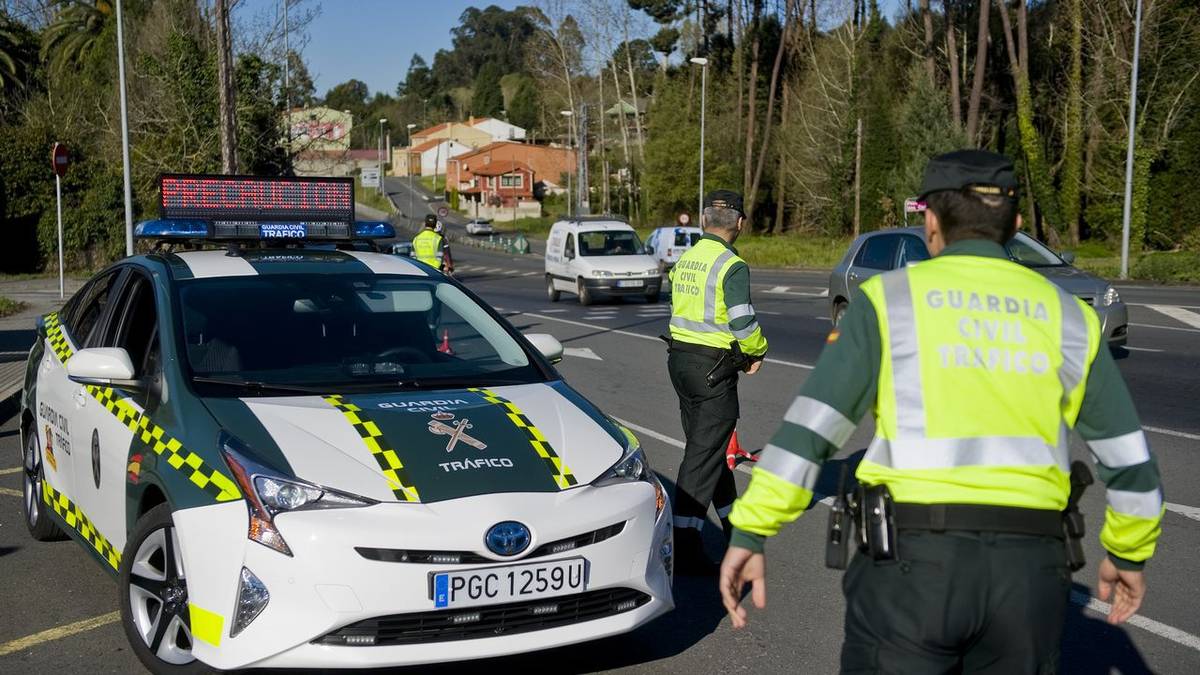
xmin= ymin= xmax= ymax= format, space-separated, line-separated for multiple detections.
xmin=904 ymin=198 xmax=926 ymax=213
xmin=360 ymin=168 xmax=380 ymax=188
xmin=51 ymin=143 xmax=69 ymax=177
xmin=678 ymin=213 xmax=690 ymax=225
xmin=438 ymin=206 xmax=448 ymax=218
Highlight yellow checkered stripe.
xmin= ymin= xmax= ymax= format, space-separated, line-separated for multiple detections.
xmin=85 ymin=385 xmax=241 ymax=502
xmin=44 ymin=312 xmax=74 ymax=363
xmin=470 ymin=388 xmax=578 ymax=489
xmin=43 ymin=480 xmax=121 ymax=570
xmin=323 ymin=395 xmax=420 ymax=502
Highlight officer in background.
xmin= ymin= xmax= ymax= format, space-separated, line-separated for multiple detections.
xmin=666 ymin=190 xmax=768 ymax=575
xmin=413 ymin=214 xmax=452 ymax=273
xmin=720 ymin=150 xmax=1163 ymax=672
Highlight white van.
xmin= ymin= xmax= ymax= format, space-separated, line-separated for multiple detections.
xmin=645 ymin=225 xmax=703 ymax=272
xmin=545 ymin=217 xmax=662 ymax=305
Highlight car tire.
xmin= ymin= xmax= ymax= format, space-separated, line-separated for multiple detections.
xmin=22 ymin=427 xmax=67 ymax=541
xmin=577 ymin=279 xmax=594 ymax=306
xmin=546 ymin=275 xmax=561 ymax=302
xmin=832 ymin=300 xmax=848 ymax=328
xmin=120 ymin=504 xmax=210 ymax=675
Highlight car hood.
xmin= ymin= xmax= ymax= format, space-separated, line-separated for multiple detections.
xmin=1031 ymin=264 xmax=1107 ymax=296
xmin=575 ymin=254 xmax=657 ymax=274
xmin=204 ymin=383 xmax=626 ymax=504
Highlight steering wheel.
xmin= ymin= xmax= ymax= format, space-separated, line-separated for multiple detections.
xmin=378 ymin=346 xmax=434 ymax=363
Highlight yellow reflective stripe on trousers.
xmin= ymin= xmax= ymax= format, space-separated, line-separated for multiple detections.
xmin=470 ymin=388 xmax=578 ymax=489
xmin=323 ymin=395 xmax=420 ymax=502
xmin=42 ymin=480 xmax=121 ymax=569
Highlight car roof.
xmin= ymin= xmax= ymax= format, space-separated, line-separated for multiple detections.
xmin=163 ymin=248 xmax=432 ymax=280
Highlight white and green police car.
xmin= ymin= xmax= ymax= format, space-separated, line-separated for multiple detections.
xmin=19 ymin=175 xmax=673 ymax=673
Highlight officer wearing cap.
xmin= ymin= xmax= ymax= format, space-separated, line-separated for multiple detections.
xmin=666 ymin=189 xmax=768 ymax=575
xmin=413 ymin=214 xmax=452 ymax=272
xmin=720 ymin=150 xmax=1163 ymax=671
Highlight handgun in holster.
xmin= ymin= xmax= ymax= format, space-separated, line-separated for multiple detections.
xmin=1063 ymin=460 xmax=1094 ymax=572
xmin=705 ymin=342 xmax=749 ymax=388
xmin=826 ymin=464 xmax=853 ymax=570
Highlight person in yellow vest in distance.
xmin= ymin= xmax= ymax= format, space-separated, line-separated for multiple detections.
xmin=413 ymin=214 xmax=452 ymax=273
xmin=720 ymin=150 xmax=1163 ymax=673
xmin=665 ymin=190 xmax=768 ymax=575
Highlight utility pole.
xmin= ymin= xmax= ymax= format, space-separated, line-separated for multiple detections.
xmin=115 ymin=0 xmax=133 ymax=255
xmin=577 ymin=106 xmax=589 ymax=215
xmin=283 ymin=0 xmax=291 ymax=160
xmin=1119 ymin=0 xmax=1144 ymax=279
xmin=561 ymin=110 xmax=574 ymax=217
xmin=854 ymin=117 xmax=862 ymax=236
xmin=215 ymin=0 xmax=238 ymax=173
xmin=691 ymin=57 xmax=709 ymax=224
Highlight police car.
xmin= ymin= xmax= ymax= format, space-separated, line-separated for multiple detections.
xmin=19 ymin=175 xmax=673 ymax=673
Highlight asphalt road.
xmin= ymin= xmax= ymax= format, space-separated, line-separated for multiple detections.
xmin=2 ymin=242 xmax=1199 ymax=673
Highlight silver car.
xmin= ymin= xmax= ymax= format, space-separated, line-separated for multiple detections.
xmin=828 ymin=227 xmax=1128 ymax=347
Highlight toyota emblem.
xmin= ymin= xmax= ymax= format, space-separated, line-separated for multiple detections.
xmin=485 ymin=521 xmax=531 ymax=557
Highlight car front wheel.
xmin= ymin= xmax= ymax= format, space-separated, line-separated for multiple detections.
xmin=120 ymin=504 xmax=209 ymax=675
xmin=23 ymin=427 xmax=66 ymax=541
xmin=546 ymin=275 xmax=561 ymax=302
xmin=577 ymin=279 xmax=595 ymax=306
xmin=832 ymin=300 xmax=848 ymax=328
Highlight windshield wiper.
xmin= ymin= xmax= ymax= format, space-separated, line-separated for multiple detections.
xmin=192 ymin=376 xmax=331 ymax=394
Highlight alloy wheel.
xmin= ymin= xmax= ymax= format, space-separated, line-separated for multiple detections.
xmin=128 ymin=525 xmax=196 ymax=665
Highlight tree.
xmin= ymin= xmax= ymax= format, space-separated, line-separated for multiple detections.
xmin=284 ymin=50 xmax=314 ymax=107
xmin=0 ymin=12 xmax=36 ymax=95
xmin=400 ymin=54 xmax=435 ymax=100
xmin=471 ymin=61 xmax=504 ymax=116
xmin=612 ymin=38 xmax=657 ymax=80
xmin=40 ymin=0 xmax=112 ymax=78
xmin=215 ymin=0 xmax=238 ymax=173
xmin=649 ymin=26 xmax=679 ymax=67
xmin=1059 ymin=0 xmax=1083 ymax=245
xmin=322 ymin=78 xmax=369 ymax=113
xmin=964 ymin=0 xmax=989 ymax=144
xmin=508 ymin=75 xmax=539 ymax=131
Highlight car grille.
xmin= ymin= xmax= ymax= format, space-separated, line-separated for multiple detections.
xmin=313 ymin=588 xmax=651 ymax=646
xmin=355 ymin=521 xmax=626 ymax=565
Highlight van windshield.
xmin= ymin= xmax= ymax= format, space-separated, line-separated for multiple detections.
xmin=579 ymin=230 xmax=644 ymax=256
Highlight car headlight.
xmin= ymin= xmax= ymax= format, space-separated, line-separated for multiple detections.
xmin=222 ymin=435 xmax=374 ymax=556
xmin=644 ymin=269 xmax=660 ymax=277
xmin=594 ymin=422 xmax=667 ymax=517
xmin=592 ymin=270 xmax=613 ymax=278
xmin=1102 ymin=285 xmax=1120 ymax=307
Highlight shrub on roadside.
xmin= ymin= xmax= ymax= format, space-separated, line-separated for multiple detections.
xmin=1130 ymin=251 xmax=1200 ymax=283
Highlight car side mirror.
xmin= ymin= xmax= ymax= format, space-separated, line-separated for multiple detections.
xmin=645 ymin=246 xmax=654 ymax=254
xmin=67 ymin=347 xmax=142 ymax=388
xmin=565 ymin=250 xmax=575 ymax=260
xmin=523 ymin=333 xmax=564 ymax=364
xmin=1060 ymin=251 xmax=1076 ymax=264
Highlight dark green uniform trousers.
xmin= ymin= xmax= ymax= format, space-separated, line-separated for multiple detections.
xmin=841 ymin=530 xmax=1071 ymax=675
xmin=667 ymin=348 xmax=739 ymax=553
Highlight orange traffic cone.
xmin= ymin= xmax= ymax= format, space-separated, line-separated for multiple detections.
xmin=437 ymin=329 xmax=454 ymax=355
xmin=725 ymin=431 xmax=758 ymax=470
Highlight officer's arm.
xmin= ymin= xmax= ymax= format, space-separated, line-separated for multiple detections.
xmin=723 ymin=262 xmax=767 ymax=358
xmin=1075 ymin=343 xmax=1163 ymax=571
xmin=728 ymin=289 xmax=880 ymax=552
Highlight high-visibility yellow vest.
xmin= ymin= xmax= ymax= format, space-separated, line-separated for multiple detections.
xmin=413 ymin=229 xmax=444 ymax=267
xmin=857 ymin=254 xmax=1102 ymax=511
xmin=669 ymin=238 xmax=743 ymax=350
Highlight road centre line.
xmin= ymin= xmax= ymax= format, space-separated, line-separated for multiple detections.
xmin=1146 ymin=305 xmax=1200 ymax=330
xmin=0 ymin=487 xmax=21 ymax=497
xmin=0 ymin=467 xmax=22 ymax=476
xmin=614 ymin=415 xmax=1200 ymax=652
xmin=0 ymin=611 xmax=121 ymax=657
xmin=1122 ymin=346 xmax=1164 ymax=353
xmin=1143 ymin=426 xmax=1200 ymax=441
xmin=1130 ymin=322 xmax=1200 ymax=334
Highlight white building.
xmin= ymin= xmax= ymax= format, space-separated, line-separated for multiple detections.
xmin=417 ymin=139 xmax=475 ymax=176
xmin=469 ymin=117 xmax=527 ymax=142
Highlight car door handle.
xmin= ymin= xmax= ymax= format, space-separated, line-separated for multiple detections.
xmin=73 ymin=388 xmax=88 ymax=408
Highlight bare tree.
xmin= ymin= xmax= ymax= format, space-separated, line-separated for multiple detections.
xmin=742 ymin=0 xmax=763 ymax=199
xmin=945 ymin=1 xmax=961 ymax=129
xmin=215 ymin=0 xmax=238 ymax=173
xmin=920 ymin=0 xmax=935 ymax=85
xmin=965 ymin=0 xmax=989 ymax=143
xmin=748 ymin=0 xmax=799 ymax=223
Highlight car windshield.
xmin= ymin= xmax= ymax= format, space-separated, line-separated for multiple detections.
xmin=674 ymin=231 xmax=701 ymax=247
xmin=178 ymin=274 xmax=542 ymax=395
xmin=1006 ymin=232 xmax=1066 ymax=268
xmin=579 ymin=229 xmax=644 ymax=256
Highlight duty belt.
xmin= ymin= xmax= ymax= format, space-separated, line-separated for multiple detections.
xmin=892 ymin=503 xmax=1064 ymax=539
xmin=659 ymin=334 xmax=729 ymax=360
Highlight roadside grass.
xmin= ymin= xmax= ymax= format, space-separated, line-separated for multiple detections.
xmin=735 ymin=233 xmax=854 ymax=269
xmin=1070 ymin=238 xmax=1200 ymax=283
xmin=354 ymin=183 xmax=395 ymax=214
xmin=0 ymin=296 xmax=28 ymax=318
xmin=418 ymin=175 xmax=447 ymax=195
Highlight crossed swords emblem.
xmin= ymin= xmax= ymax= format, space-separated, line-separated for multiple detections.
xmin=428 ymin=413 xmax=487 ymax=453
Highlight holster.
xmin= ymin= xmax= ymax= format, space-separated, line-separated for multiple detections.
xmin=705 ymin=342 xmax=748 ymax=388
xmin=855 ymin=483 xmax=898 ymax=561
xmin=1063 ymin=460 xmax=1094 ymax=572
xmin=825 ymin=464 xmax=853 ymax=570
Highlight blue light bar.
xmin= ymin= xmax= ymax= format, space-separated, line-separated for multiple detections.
xmin=134 ymin=219 xmax=210 ymax=239
xmin=353 ymin=221 xmax=395 ymax=239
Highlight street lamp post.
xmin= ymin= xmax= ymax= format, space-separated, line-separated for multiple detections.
xmin=690 ymin=57 xmax=709 ymax=226
xmin=378 ymin=118 xmax=387 ymax=195
xmin=1119 ymin=0 xmax=1144 ymax=280
xmin=116 ymin=0 xmax=134 ymax=255
xmin=406 ymin=122 xmax=417 ymax=222
xmin=561 ymin=109 xmax=574 ymax=218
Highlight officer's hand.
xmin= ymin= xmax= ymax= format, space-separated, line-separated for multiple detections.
xmin=1098 ymin=556 xmax=1146 ymax=625
xmin=744 ymin=360 xmax=763 ymax=375
xmin=719 ymin=546 xmax=766 ymax=629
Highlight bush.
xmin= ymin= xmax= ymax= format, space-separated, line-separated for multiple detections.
xmin=1130 ymin=251 xmax=1200 ymax=283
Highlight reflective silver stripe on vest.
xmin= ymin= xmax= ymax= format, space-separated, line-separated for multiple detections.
xmin=881 ymin=269 xmax=925 ymax=437
xmin=1057 ymin=290 xmax=1090 ymax=403
xmin=728 ymin=303 xmax=755 ymax=320
xmin=757 ymin=444 xmax=822 ymax=490
xmin=1087 ymin=430 xmax=1151 ymax=469
xmin=704 ymin=250 xmax=736 ymax=324
xmin=864 ymin=435 xmax=1070 ymax=471
xmin=731 ymin=322 xmax=760 ymax=340
xmin=670 ymin=316 xmax=731 ymax=334
xmin=1106 ymin=488 xmax=1163 ymax=519
xmin=785 ymin=396 xmax=856 ymax=447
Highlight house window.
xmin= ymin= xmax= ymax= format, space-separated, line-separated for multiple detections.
xmin=500 ymin=174 xmax=523 ymax=188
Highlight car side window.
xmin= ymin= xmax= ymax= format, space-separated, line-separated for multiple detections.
xmin=112 ymin=274 xmax=159 ymax=376
xmin=896 ymin=236 xmax=931 ymax=267
xmin=564 ymin=233 xmax=576 ymax=259
xmin=855 ymin=235 xmax=902 ymax=270
xmin=66 ymin=269 xmax=122 ymax=347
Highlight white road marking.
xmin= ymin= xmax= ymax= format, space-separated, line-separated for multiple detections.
xmin=764 ymin=287 xmax=829 ymax=297
xmin=758 ymin=310 xmax=782 ymax=315
xmin=1121 ymin=346 xmax=1163 ymax=353
xmin=1128 ymin=303 xmax=1200 ymax=310
xmin=583 ymin=315 xmax=614 ymax=321
xmin=1166 ymin=502 xmax=1200 ymax=523
xmin=521 ymin=271 xmax=540 ymax=276
xmin=563 ymin=347 xmax=603 ymax=361
xmin=1130 ymin=322 xmax=1200 ymax=334
xmin=0 ymin=611 xmax=121 ymax=656
xmin=519 ymin=311 xmax=815 ymax=370
xmin=769 ymin=286 xmax=790 ymax=293
xmin=0 ymin=487 xmax=21 ymax=497
xmin=0 ymin=466 xmax=22 ymax=476
xmin=615 ymin=415 xmax=1200 ymax=653
xmin=540 ymin=309 xmax=567 ymax=314
xmin=1146 ymin=305 xmax=1200 ymax=329
xmin=1143 ymin=426 xmax=1200 ymax=441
